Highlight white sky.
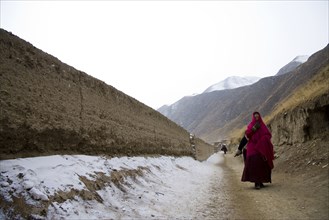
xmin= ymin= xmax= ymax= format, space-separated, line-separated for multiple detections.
xmin=1 ymin=1 xmax=328 ymax=109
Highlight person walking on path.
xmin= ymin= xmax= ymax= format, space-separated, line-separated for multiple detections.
xmin=239 ymin=112 xmax=274 ymax=189
xmin=221 ymin=144 xmax=228 ymax=154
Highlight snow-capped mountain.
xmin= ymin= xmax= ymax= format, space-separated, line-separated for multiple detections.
xmin=276 ymin=55 xmax=309 ymax=76
xmin=158 ymin=76 xmax=261 ymax=118
xmin=203 ymin=76 xmax=261 ymax=93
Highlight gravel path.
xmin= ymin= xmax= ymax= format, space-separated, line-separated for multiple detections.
xmin=199 ymin=153 xmax=328 ymax=220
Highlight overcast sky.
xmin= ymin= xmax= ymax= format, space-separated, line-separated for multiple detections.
xmin=1 ymin=1 xmax=328 ymax=109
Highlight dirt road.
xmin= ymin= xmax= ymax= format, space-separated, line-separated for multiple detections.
xmin=0 ymin=153 xmax=327 ymax=219
xmin=200 ymin=153 xmax=328 ymax=219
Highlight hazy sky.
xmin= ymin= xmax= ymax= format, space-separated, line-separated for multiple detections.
xmin=1 ymin=1 xmax=328 ymax=109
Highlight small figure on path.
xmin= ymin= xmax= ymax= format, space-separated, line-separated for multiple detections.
xmin=238 ymin=112 xmax=274 ymax=189
xmin=221 ymin=144 xmax=228 ymax=154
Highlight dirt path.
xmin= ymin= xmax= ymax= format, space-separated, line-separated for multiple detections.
xmin=201 ymin=153 xmax=328 ymax=220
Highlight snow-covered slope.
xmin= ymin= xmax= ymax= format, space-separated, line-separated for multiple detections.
xmin=275 ymin=55 xmax=309 ymax=76
xmin=0 ymin=154 xmax=224 ymax=219
xmin=203 ymin=76 xmax=261 ymax=93
xmin=293 ymin=55 xmax=309 ymax=63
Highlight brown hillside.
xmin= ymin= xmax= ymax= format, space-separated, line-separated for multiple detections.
xmin=207 ymin=45 xmax=328 ymax=142
xmin=0 ymin=29 xmax=212 ymax=160
xmin=229 ymin=49 xmax=329 ymax=142
xmin=232 ymin=73 xmax=329 ymax=217
xmin=265 ymin=65 xmax=329 ymax=175
xmin=158 ymin=45 xmax=328 ymax=144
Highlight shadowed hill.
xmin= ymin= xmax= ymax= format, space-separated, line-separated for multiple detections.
xmin=0 ymin=29 xmax=212 ymax=160
xmin=158 ymin=45 xmax=328 ymax=143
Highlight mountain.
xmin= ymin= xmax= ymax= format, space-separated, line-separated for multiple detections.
xmin=0 ymin=28 xmax=213 ymax=160
xmin=158 ymin=46 xmax=328 ymax=143
xmin=203 ymin=76 xmax=261 ymax=93
xmin=159 ymin=56 xmax=308 ymax=119
xmin=158 ymin=76 xmax=260 ymax=120
xmin=275 ymin=55 xmax=309 ymax=76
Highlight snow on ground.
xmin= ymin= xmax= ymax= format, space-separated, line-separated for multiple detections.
xmin=0 ymin=153 xmax=225 ymax=219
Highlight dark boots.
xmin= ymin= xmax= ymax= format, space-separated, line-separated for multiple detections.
xmin=255 ymin=182 xmax=264 ymax=189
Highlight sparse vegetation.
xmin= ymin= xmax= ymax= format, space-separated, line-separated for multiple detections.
xmin=229 ymin=64 xmax=329 ymax=142
xmin=264 ymin=65 xmax=329 ymax=123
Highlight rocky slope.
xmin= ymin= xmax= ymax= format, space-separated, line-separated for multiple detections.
xmin=158 ymin=45 xmax=328 ymax=143
xmin=268 ymin=92 xmax=329 ymax=174
xmin=0 ymin=29 xmax=213 ymax=160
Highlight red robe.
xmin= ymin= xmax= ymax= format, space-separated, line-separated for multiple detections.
xmin=245 ymin=112 xmax=274 ymax=169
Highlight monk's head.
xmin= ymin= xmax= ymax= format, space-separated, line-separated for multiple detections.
xmin=253 ymin=112 xmax=260 ymax=121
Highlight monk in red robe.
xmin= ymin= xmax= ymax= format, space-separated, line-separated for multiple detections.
xmin=241 ymin=112 xmax=274 ymax=189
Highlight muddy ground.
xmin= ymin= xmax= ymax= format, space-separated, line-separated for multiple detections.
xmin=209 ymin=153 xmax=328 ymax=220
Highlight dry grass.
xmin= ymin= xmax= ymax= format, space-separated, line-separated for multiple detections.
xmin=228 ymin=64 xmax=329 ymax=142
xmin=263 ymin=65 xmax=329 ymax=123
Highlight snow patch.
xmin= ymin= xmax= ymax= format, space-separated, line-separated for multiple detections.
xmin=207 ymin=152 xmax=225 ymax=165
xmin=203 ymin=76 xmax=261 ymax=93
xmin=22 ymin=180 xmax=34 ymax=190
xmin=0 ymin=154 xmax=225 ymax=219
xmin=293 ymin=55 xmax=309 ymax=63
xmin=0 ymin=181 xmax=9 ymax=187
xmin=29 ymin=187 xmax=49 ymax=201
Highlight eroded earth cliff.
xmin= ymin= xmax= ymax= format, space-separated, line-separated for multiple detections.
xmin=0 ymin=29 xmax=212 ymax=160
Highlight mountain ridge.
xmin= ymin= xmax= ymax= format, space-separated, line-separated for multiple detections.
xmin=203 ymin=76 xmax=261 ymax=93
xmin=158 ymin=45 xmax=328 ymax=143
xmin=275 ymin=55 xmax=309 ymax=76
xmin=159 ymin=55 xmax=310 ymax=120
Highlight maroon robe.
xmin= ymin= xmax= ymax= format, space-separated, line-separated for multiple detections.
xmin=241 ymin=112 xmax=274 ymax=183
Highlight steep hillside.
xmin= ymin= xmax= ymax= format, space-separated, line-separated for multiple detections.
xmin=269 ymin=93 xmax=329 ymax=170
xmin=158 ymin=45 xmax=328 ymax=143
xmin=0 ymin=29 xmax=213 ymax=160
xmin=266 ymin=65 xmax=329 ymax=172
xmin=227 ymin=65 xmax=329 ymax=205
xmin=275 ymin=55 xmax=309 ymax=76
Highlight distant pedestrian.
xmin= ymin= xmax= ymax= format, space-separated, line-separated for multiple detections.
xmin=239 ymin=112 xmax=274 ymax=189
xmin=221 ymin=144 xmax=228 ymax=154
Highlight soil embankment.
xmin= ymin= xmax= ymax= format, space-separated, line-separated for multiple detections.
xmin=0 ymin=29 xmax=213 ymax=160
